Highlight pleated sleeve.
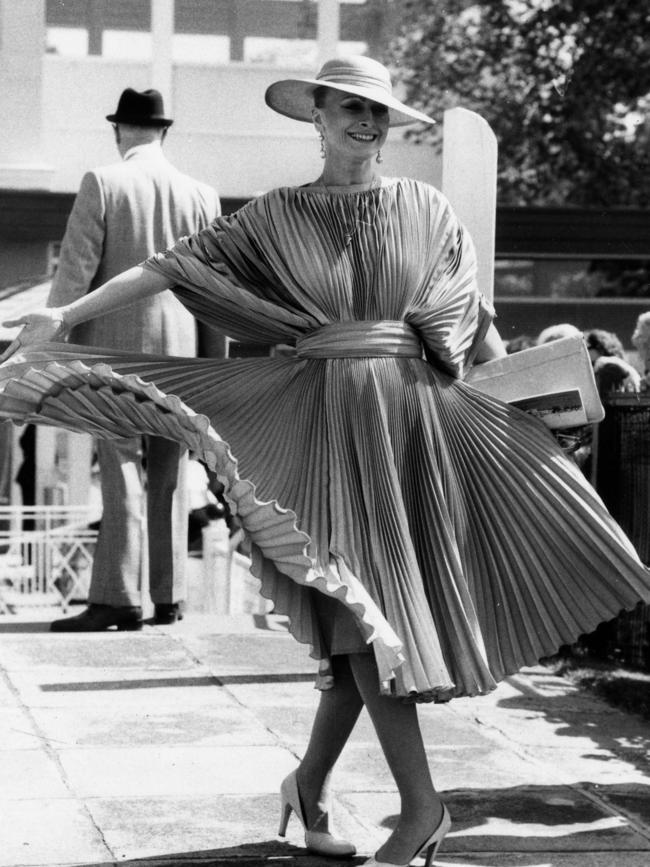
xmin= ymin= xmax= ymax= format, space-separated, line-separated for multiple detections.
xmin=143 ymin=198 xmax=311 ymax=345
xmin=406 ymin=186 xmax=494 ymax=379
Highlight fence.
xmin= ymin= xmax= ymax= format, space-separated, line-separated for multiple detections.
xmin=0 ymin=506 xmax=98 ymax=614
xmin=197 ymin=521 xmax=271 ymax=616
xmin=0 ymin=507 xmax=268 ymax=618
xmin=594 ymin=395 xmax=650 ymax=669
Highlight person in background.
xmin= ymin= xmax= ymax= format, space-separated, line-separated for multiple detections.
xmin=631 ymin=312 xmax=650 ymax=388
xmin=505 ymin=333 xmax=536 ymax=354
xmin=186 ymin=459 xmax=225 ymax=553
xmin=536 ymin=322 xmax=582 ymax=345
xmin=584 ymin=328 xmax=641 ymax=395
xmin=47 ymin=88 xmax=221 ymax=632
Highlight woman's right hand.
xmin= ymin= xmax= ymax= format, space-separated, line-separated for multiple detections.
xmin=0 ymin=308 xmax=68 ymax=362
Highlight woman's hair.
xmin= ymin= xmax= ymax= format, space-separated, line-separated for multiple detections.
xmin=312 ymin=85 xmax=330 ymax=108
xmin=536 ymin=323 xmax=581 ymax=345
xmin=632 ymin=312 xmax=650 ymax=354
xmin=584 ymin=329 xmax=625 ymax=359
xmin=634 ymin=311 xmax=650 ymax=338
xmin=505 ymin=334 xmax=536 ymax=354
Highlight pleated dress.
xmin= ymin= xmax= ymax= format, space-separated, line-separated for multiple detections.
xmin=1 ymin=178 xmax=649 ymax=702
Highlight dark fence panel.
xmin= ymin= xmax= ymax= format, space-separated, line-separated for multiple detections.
xmin=594 ymin=395 xmax=650 ymax=669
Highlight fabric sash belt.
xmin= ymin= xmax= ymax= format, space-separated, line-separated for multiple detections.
xmin=296 ymin=321 xmax=422 ymax=359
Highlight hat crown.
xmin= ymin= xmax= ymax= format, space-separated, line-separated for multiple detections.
xmin=316 ymin=56 xmax=393 ymax=97
xmin=107 ymin=88 xmax=172 ymax=126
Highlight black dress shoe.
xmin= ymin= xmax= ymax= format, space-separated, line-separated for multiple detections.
xmin=50 ymin=604 xmax=143 ymax=632
xmin=153 ymin=603 xmax=184 ymax=625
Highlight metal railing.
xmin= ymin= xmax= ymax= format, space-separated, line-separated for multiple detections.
xmin=0 ymin=506 xmax=98 ymax=614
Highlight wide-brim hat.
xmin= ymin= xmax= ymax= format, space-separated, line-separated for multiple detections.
xmin=264 ymin=55 xmax=435 ymax=127
xmin=106 ymin=88 xmax=173 ymax=127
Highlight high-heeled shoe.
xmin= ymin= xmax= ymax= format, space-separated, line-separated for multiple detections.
xmin=363 ymin=803 xmax=451 ymax=867
xmin=278 ymin=770 xmax=356 ymax=858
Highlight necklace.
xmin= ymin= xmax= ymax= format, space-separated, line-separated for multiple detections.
xmin=316 ymin=175 xmax=382 ymax=247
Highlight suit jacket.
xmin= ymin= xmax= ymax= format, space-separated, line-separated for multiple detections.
xmin=48 ymin=142 xmax=221 ymax=354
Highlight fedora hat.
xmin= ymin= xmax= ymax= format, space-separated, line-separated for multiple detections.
xmin=106 ymin=88 xmax=173 ymax=127
xmin=264 ymin=55 xmax=435 ymax=127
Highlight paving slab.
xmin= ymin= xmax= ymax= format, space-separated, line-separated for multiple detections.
xmin=338 ymin=784 xmax=650 ymax=853
xmin=1 ymin=609 xmax=650 ymax=867
xmin=0 ymin=799 xmax=110 ymax=866
xmin=583 ymin=782 xmax=650 ymax=829
xmin=176 ymin=630 xmax=317 ymax=676
xmin=0 ymin=631 xmax=197 ymax=672
xmin=0 ymin=673 xmax=16 ymax=706
xmin=0 ymin=706 xmax=42 ymax=749
xmin=0 ymin=748 xmax=71 ymax=800
xmin=86 ymin=793 xmax=372 ymax=862
xmin=57 ymin=744 xmax=298 ymax=798
xmin=431 ymin=855 xmax=650 ymax=866
xmin=28 ymin=702 xmax=276 ymax=748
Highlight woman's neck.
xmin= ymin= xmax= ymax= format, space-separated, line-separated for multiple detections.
xmin=320 ymin=157 xmax=379 ymax=187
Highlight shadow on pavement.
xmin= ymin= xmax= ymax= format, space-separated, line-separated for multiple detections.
xmin=36 ymin=672 xmax=317 ymax=692
xmin=34 ymin=797 xmax=650 ymax=865
xmin=0 ymin=620 xmax=53 ymax=632
xmin=66 ymin=840 xmax=366 ymax=866
xmin=371 ymin=783 xmax=650 ymax=862
xmin=497 ymin=689 xmax=650 ymax=779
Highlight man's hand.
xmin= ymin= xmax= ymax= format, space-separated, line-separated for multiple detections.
xmin=0 ymin=308 xmax=68 ymax=362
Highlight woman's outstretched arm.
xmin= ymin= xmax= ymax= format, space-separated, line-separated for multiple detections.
xmin=1 ymin=265 xmax=172 ymax=360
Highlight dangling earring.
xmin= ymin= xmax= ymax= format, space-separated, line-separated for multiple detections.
xmin=376 ymin=150 xmax=383 ymax=164
xmin=319 ymin=132 xmax=326 ymax=159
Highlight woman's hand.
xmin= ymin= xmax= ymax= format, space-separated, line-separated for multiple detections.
xmin=0 ymin=308 xmax=68 ymax=361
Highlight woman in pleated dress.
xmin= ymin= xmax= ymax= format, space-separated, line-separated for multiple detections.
xmin=2 ymin=57 xmax=650 ymax=867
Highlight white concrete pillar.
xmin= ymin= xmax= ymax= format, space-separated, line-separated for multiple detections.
xmin=151 ymin=0 xmax=174 ymax=114
xmin=442 ymin=107 xmax=498 ymax=303
xmin=0 ymin=0 xmax=53 ymax=188
xmin=317 ymin=0 xmax=340 ymax=66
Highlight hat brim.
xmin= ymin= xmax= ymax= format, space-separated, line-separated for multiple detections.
xmin=265 ymin=78 xmax=435 ymax=127
xmin=106 ymin=114 xmax=174 ymax=127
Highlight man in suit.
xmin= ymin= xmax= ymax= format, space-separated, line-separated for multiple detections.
xmin=49 ymin=88 xmax=221 ymax=632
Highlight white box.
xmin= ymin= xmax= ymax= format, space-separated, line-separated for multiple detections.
xmin=465 ymin=336 xmax=604 ymax=428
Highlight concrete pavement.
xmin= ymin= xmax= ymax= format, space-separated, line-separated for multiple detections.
xmin=1 ymin=607 xmax=650 ymax=866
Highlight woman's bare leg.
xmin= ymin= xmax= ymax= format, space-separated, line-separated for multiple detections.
xmin=348 ymin=652 xmax=444 ymax=864
xmin=295 ymin=654 xmax=364 ymax=831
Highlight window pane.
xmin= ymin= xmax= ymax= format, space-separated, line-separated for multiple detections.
xmin=102 ymin=31 xmax=152 ymax=61
xmin=46 ymin=27 xmax=88 ymax=57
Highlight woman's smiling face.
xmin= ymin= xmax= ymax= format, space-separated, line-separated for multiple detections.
xmin=313 ymin=89 xmax=389 ymax=162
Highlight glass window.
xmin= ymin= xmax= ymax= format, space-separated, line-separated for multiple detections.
xmin=44 ymin=1 xmax=388 ymax=65
xmin=172 ymin=34 xmax=231 ymax=65
xmin=102 ymin=31 xmax=152 ymax=61
xmin=46 ymin=27 xmax=88 ymax=57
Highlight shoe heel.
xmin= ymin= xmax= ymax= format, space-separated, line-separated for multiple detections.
xmin=423 ymin=838 xmax=442 ymax=867
xmin=423 ymin=804 xmax=451 ymax=867
xmin=117 ymin=620 xmax=143 ymax=631
xmin=278 ymin=800 xmax=292 ymax=837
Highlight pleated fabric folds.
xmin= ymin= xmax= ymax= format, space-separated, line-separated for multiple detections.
xmin=1 ymin=178 xmax=648 ymax=701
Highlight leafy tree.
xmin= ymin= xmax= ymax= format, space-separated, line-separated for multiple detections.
xmin=388 ymin=0 xmax=650 ymax=206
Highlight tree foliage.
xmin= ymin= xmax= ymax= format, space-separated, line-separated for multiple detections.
xmin=388 ymin=0 xmax=650 ymax=206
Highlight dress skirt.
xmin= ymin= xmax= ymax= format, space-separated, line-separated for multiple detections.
xmin=0 ymin=333 xmax=648 ymax=703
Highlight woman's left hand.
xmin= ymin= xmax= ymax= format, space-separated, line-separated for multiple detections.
xmin=0 ymin=308 xmax=68 ymax=362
